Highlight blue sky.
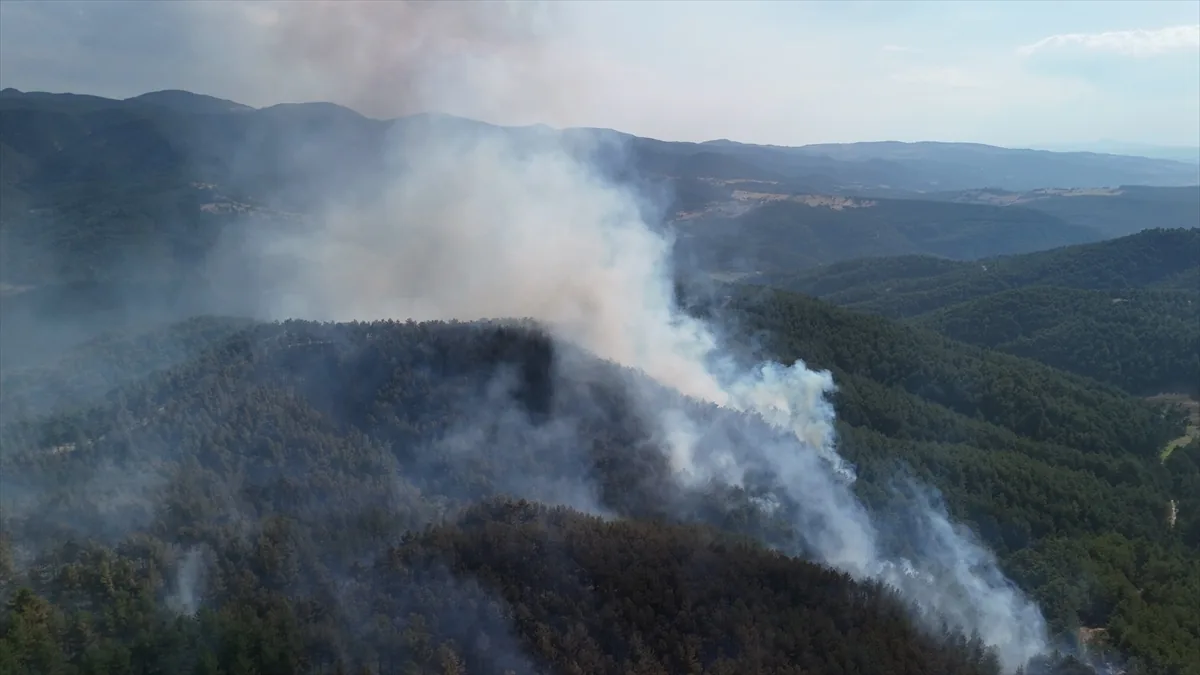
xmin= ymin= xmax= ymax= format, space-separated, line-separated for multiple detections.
xmin=0 ymin=0 xmax=1196 ymax=148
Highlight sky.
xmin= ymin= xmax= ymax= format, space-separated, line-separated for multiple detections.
xmin=0 ymin=0 xmax=1197 ymax=149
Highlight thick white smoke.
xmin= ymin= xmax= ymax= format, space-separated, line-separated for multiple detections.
xmin=257 ymin=122 xmax=1047 ymax=672
xmin=218 ymin=2 xmax=1051 ymax=671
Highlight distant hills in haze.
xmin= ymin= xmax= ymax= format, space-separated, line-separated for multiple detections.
xmin=671 ymin=184 xmax=1198 ymax=278
xmin=1 ymin=87 xmax=1197 ymax=360
xmin=2 ymin=87 xmax=1197 ymax=196
xmin=2 ymin=88 xmax=1197 ymax=285
xmin=1034 ymin=140 xmax=1200 ymax=165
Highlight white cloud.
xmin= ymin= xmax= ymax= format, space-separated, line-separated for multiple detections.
xmin=1017 ymin=24 xmax=1200 ymax=58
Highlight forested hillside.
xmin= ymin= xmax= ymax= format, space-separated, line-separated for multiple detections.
xmin=768 ymin=228 xmax=1200 ymax=311
xmin=672 ymin=197 xmax=1099 ymax=275
xmin=922 ymin=186 xmax=1200 ymax=239
xmin=0 ymin=318 xmax=1014 ymax=675
xmin=3 ymin=292 xmax=1197 ymax=673
xmin=913 ymin=287 xmax=1199 ymax=396
xmin=762 ymin=229 xmax=1200 ymax=395
xmin=0 ymin=499 xmax=1020 ymax=675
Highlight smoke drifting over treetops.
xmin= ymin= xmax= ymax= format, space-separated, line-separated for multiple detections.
xmin=221 ymin=1 xmax=1050 ymax=672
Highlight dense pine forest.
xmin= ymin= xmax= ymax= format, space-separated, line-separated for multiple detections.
xmin=763 ymin=228 xmax=1200 ymax=396
xmin=766 ymin=228 xmax=1200 ymax=315
xmin=2 ymin=290 xmax=1197 ymax=674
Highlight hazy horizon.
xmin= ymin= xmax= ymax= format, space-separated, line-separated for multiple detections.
xmin=5 ymin=84 xmax=1200 ymax=164
xmin=1 ymin=0 xmax=1197 ymax=150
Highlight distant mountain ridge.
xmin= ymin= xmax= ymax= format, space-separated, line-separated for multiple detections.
xmin=1035 ymin=140 xmax=1200 ymax=165
xmin=2 ymin=87 xmax=1197 ymax=193
xmin=125 ymin=89 xmax=253 ymax=114
xmin=3 ymin=87 xmax=1196 ymax=293
xmin=2 ymin=87 xmax=1197 ymax=364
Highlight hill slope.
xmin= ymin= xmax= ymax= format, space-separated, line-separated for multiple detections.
xmin=913 ymin=287 xmax=1200 ymax=396
xmin=767 ymin=228 xmax=1200 ymax=308
xmin=923 ymin=186 xmax=1200 ymax=239
xmin=2 ymin=496 xmax=1016 ymax=675
xmin=672 ymin=196 xmax=1099 ymax=275
xmin=761 ymin=229 xmax=1200 ymax=396
xmin=2 ymin=296 xmax=1197 ymax=673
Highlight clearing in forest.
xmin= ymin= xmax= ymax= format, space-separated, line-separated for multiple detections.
xmin=1151 ymin=394 xmax=1200 ymax=461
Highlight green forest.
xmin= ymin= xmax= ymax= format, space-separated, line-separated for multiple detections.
xmin=914 ymin=287 xmax=1199 ymax=396
xmin=673 ymin=197 xmax=1098 ymax=273
xmin=917 ymin=186 xmax=1200 ymax=239
xmin=764 ymin=228 xmax=1200 ymax=396
xmin=2 ymin=289 xmax=1198 ymax=674
xmin=768 ymin=228 xmax=1200 ymax=313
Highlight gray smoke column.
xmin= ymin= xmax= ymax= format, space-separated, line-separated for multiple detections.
xmin=166 ymin=546 xmax=206 ymax=617
xmin=231 ymin=2 xmax=1050 ymax=671
xmin=255 ymin=0 xmax=566 ymax=122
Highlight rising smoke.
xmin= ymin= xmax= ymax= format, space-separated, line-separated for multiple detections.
xmin=209 ymin=1 xmax=1053 ymax=671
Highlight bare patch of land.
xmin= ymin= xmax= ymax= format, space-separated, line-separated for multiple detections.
xmin=191 ymin=183 xmax=304 ymax=222
xmin=1150 ymin=393 xmax=1200 ymax=461
xmin=730 ymin=191 xmax=876 ymax=210
xmin=673 ymin=177 xmax=877 ymax=221
xmin=948 ymin=187 xmax=1125 ymax=206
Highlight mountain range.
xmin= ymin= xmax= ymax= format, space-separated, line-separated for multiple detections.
xmin=1034 ymin=141 xmax=1199 ymax=165
xmin=2 ymin=87 xmax=1197 ymax=201
xmin=2 ymin=88 xmax=1197 ymax=301
xmin=1 ymin=88 xmax=1198 ymax=675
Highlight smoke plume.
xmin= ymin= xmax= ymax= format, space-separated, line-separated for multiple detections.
xmin=166 ymin=546 xmax=206 ymax=617
xmin=223 ymin=2 xmax=1051 ymax=671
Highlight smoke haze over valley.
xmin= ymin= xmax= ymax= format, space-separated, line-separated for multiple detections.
xmin=1 ymin=2 xmax=1198 ymax=675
